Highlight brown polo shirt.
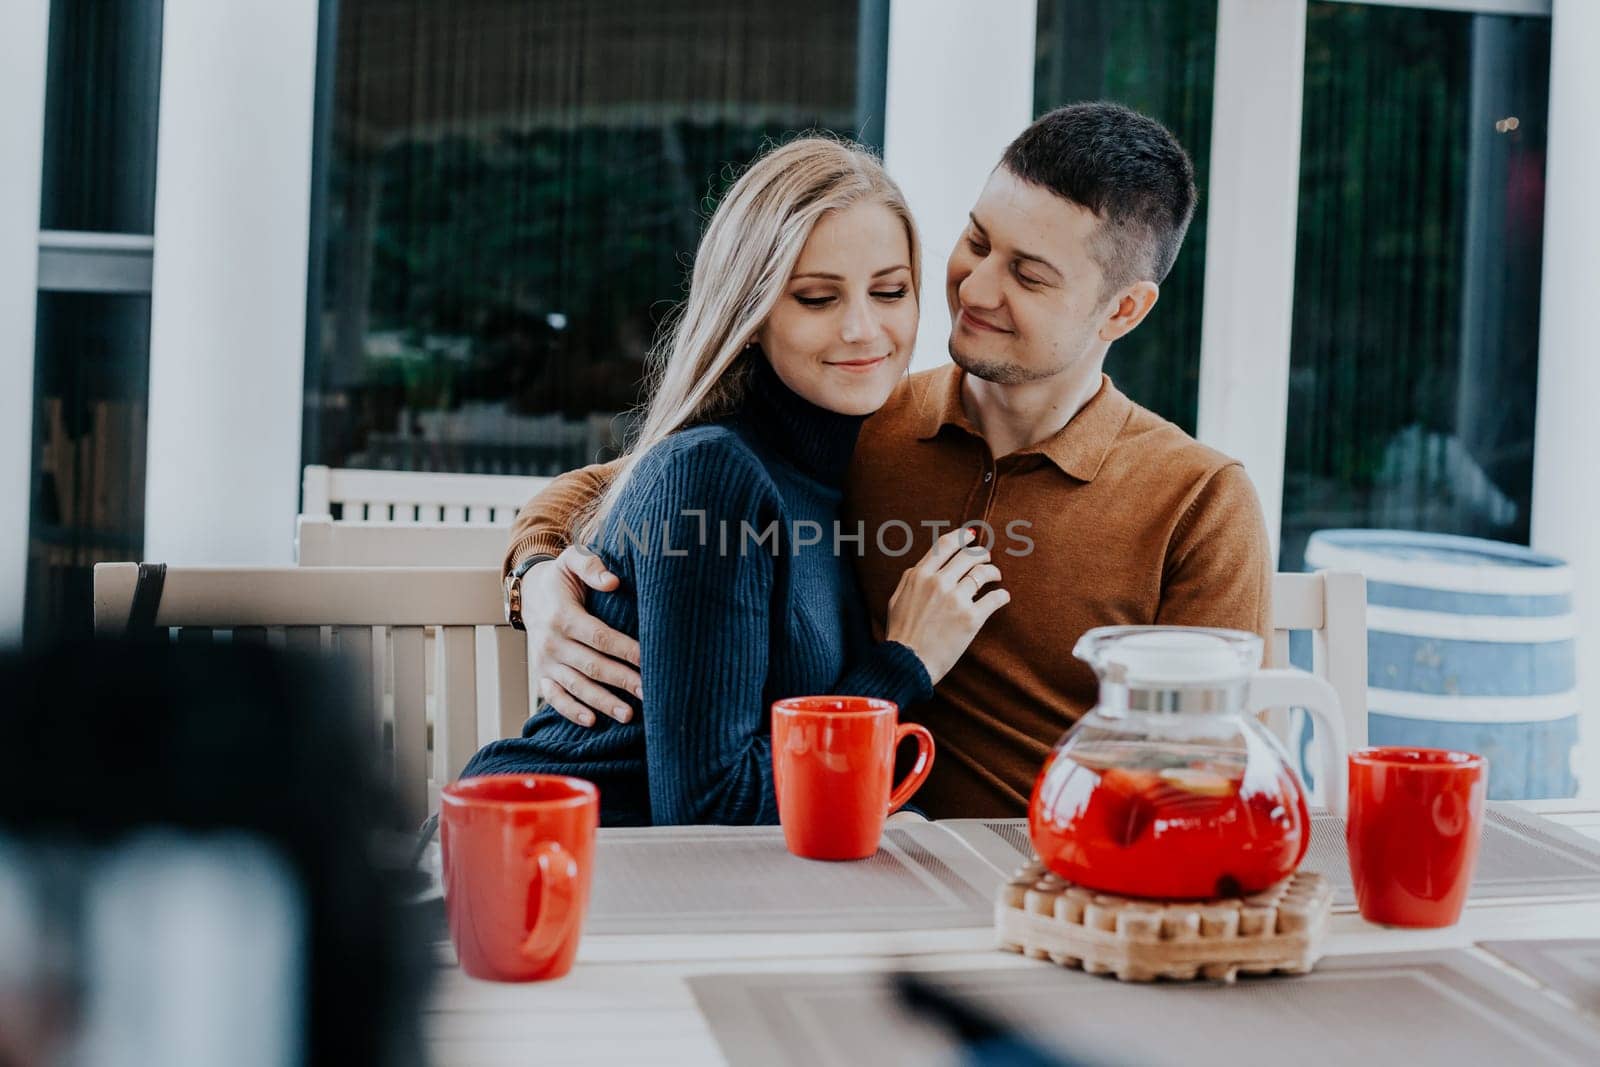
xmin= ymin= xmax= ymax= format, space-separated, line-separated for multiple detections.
xmin=505 ymin=364 xmax=1273 ymax=819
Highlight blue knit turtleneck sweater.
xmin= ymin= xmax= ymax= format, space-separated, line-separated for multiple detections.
xmin=461 ymin=355 xmax=933 ymax=826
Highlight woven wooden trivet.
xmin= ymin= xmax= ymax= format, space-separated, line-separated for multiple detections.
xmin=996 ymin=860 xmax=1332 ymax=983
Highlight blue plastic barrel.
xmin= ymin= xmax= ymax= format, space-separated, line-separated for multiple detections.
xmin=1304 ymin=529 xmax=1578 ymax=799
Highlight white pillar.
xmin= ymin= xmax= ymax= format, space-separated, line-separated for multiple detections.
xmin=1195 ymin=0 xmax=1308 ymax=561
xmin=0 ymin=1 xmax=50 ymax=645
xmin=885 ymin=0 xmax=1036 ymax=374
xmin=145 ymin=0 xmax=319 ymax=564
xmin=1532 ymin=0 xmax=1600 ymax=799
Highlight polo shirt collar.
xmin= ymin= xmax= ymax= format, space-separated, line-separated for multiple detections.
xmin=914 ymin=365 xmax=1133 ymax=482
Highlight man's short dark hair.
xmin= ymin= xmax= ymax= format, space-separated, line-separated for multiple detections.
xmin=1000 ymin=101 xmax=1197 ymax=295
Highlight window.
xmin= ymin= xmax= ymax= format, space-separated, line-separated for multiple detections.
xmin=26 ymin=0 xmax=163 ymax=647
xmin=39 ymin=1 xmax=163 ymax=235
xmin=26 ymin=294 xmax=152 ymax=643
xmin=1281 ymin=2 xmax=1550 ymax=570
xmin=1033 ymin=0 xmax=1216 ymax=433
xmin=304 ymin=0 xmax=890 ymax=483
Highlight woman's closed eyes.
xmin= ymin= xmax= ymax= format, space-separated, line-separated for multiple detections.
xmin=794 ymin=288 xmax=908 ymax=308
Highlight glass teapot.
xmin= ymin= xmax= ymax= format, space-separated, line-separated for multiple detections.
xmin=1028 ymin=626 xmax=1348 ymax=900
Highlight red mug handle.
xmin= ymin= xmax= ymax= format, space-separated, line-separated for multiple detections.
xmin=519 ymin=841 xmax=580 ymax=964
xmin=886 ymin=723 xmax=936 ymax=815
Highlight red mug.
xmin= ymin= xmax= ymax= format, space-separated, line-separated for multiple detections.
xmin=771 ymin=696 xmax=935 ymax=861
xmin=1346 ymin=747 xmax=1488 ymax=928
xmin=440 ymin=774 xmax=599 ymax=981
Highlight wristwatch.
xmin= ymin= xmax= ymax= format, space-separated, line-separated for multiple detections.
xmin=503 ymin=554 xmax=551 ymax=630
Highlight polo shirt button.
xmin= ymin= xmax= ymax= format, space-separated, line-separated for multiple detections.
xmin=983 ymin=471 xmax=993 ymax=483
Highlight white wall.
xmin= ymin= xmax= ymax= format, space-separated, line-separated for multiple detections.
xmin=1532 ymin=0 xmax=1600 ymax=799
xmin=0 ymin=1 xmax=51 ymax=645
xmin=1195 ymin=0 xmax=1309 ymax=561
xmin=144 ymin=0 xmax=320 ymax=564
xmin=884 ymin=0 xmax=1037 ymax=374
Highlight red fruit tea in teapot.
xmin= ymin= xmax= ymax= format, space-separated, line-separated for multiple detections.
xmin=1029 ymin=740 xmax=1311 ymax=900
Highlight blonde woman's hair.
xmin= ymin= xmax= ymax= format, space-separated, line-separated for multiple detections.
xmin=575 ymin=135 xmax=921 ymax=546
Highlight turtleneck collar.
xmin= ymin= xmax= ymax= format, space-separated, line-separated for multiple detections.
xmin=734 ymin=352 xmax=867 ymax=488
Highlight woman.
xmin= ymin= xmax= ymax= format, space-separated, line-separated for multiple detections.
xmin=462 ymin=138 xmax=1009 ymax=825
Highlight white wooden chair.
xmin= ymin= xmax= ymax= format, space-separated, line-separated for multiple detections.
xmin=92 ymin=564 xmax=528 ymax=825
xmin=294 ymin=517 xmax=524 ymax=744
xmin=1269 ymin=569 xmax=1369 ymax=762
xmin=295 ymin=515 xmax=512 ymax=567
xmin=301 ymin=465 xmax=551 ymax=525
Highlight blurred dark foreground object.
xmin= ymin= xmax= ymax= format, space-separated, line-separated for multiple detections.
xmin=0 ymin=639 xmax=432 ymax=1067
xmin=893 ymin=971 xmax=1091 ymax=1067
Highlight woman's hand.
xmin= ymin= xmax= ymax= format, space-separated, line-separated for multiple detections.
xmin=884 ymin=527 xmax=1009 ymax=685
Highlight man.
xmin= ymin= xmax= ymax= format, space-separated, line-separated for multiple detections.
xmin=500 ymin=102 xmax=1272 ymax=817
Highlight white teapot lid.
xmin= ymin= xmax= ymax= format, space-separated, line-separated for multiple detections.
xmin=1078 ymin=627 xmax=1263 ymax=689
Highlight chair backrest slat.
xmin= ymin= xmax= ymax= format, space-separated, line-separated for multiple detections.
xmin=1269 ymin=573 xmax=1324 ymax=632
xmin=295 ymin=517 xmax=509 ymax=567
xmin=1270 ymin=570 xmax=1369 ymax=755
xmin=1269 ymin=629 xmax=1290 ymax=671
xmin=490 ymin=626 xmax=530 ymax=743
xmin=390 ymin=625 xmax=429 ymax=826
xmin=436 ymin=626 xmax=480 ymax=786
xmin=233 ymin=626 xmax=267 ymax=646
xmin=334 ymin=624 xmax=379 ymax=748
xmin=284 ymin=625 xmax=323 ymax=656
xmin=1311 ymin=569 xmax=1368 ymax=749
xmin=302 ymin=465 xmax=332 ymax=515
xmin=94 ymin=566 xmax=505 ymax=628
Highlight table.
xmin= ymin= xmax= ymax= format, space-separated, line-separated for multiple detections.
xmin=424 ymin=801 xmax=1600 ymax=1066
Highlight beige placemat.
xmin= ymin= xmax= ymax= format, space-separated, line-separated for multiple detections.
xmin=584 ymin=822 xmax=1005 ymax=934
xmin=1480 ymin=939 xmax=1600 ymax=1014
xmin=941 ymin=803 xmax=1600 ymax=910
xmin=420 ymin=822 xmax=1007 ymax=952
xmin=688 ymin=951 xmax=1600 ymax=1067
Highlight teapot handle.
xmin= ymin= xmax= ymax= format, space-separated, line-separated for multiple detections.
xmin=1246 ymin=669 xmax=1347 ymax=819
